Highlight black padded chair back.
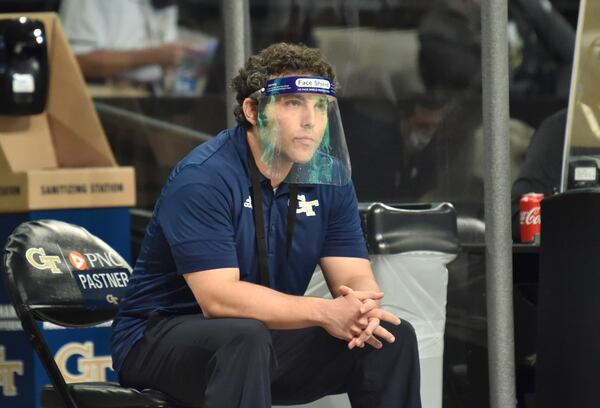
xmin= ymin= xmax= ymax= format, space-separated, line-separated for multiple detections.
xmin=365 ymin=202 xmax=460 ymax=255
xmin=2 ymin=220 xmax=175 ymax=408
xmin=4 ymin=219 xmax=130 ymax=326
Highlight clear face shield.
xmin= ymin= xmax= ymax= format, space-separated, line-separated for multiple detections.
xmin=253 ymin=76 xmax=351 ymax=186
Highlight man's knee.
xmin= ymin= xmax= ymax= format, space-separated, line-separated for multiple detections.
xmin=393 ymin=319 xmax=416 ymax=338
xmin=381 ymin=319 xmax=418 ymax=351
xmin=229 ymin=318 xmax=272 ymax=349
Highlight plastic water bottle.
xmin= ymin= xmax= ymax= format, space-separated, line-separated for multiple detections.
xmin=172 ymin=56 xmax=198 ymax=95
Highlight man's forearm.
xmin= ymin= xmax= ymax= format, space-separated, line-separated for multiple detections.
xmin=196 ymin=279 xmax=330 ymax=330
xmin=320 ymin=257 xmax=380 ymax=299
xmin=343 ymin=275 xmax=381 ymax=293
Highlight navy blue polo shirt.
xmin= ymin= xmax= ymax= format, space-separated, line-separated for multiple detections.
xmin=111 ymin=125 xmax=368 ymax=373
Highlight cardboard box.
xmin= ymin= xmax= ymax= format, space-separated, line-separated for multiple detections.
xmin=0 ymin=13 xmax=135 ymax=212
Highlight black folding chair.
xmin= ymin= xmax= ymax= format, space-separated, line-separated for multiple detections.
xmin=363 ymin=202 xmax=460 ymax=408
xmin=2 ymin=219 xmax=179 ymax=408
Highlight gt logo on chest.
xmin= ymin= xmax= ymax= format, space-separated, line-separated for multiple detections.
xmin=296 ymin=195 xmax=319 ymax=216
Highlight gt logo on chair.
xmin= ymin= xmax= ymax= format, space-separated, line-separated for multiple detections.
xmin=25 ymin=247 xmax=62 ymax=274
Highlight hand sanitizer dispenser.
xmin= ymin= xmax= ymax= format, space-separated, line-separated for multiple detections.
xmin=0 ymin=17 xmax=48 ymax=115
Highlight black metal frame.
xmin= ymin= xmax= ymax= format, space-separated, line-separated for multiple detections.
xmin=3 ymin=267 xmax=93 ymax=408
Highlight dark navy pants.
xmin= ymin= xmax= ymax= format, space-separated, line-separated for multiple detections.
xmin=119 ymin=314 xmax=421 ymax=408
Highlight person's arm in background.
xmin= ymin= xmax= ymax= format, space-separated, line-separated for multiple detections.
xmin=512 ymin=0 xmax=575 ymax=63
xmin=75 ymin=43 xmax=196 ymax=80
xmin=59 ymin=0 xmax=196 ymax=80
xmin=511 ymin=108 xmax=568 ymax=239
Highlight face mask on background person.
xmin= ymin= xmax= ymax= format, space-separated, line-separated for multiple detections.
xmin=408 ymin=129 xmax=435 ymax=151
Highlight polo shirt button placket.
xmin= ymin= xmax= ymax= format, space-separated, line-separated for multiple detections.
xmin=267 ymin=197 xmax=275 ymax=255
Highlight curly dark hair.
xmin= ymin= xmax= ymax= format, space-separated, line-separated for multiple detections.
xmin=231 ymin=43 xmax=336 ymax=126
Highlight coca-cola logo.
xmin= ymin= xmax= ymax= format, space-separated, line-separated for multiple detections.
xmin=520 ymin=208 xmax=541 ymax=225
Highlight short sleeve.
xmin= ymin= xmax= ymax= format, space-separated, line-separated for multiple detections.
xmin=157 ymin=180 xmax=239 ymax=274
xmin=320 ymin=182 xmax=369 ymax=259
xmin=59 ymin=0 xmax=111 ymax=54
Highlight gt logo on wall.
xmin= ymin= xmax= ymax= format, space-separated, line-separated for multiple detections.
xmin=25 ymin=247 xmax=62 ymax=274
xmin=54 ymin=341 xmax=112 ymax=383
xmin=0 ymin=346 xmax=24 ymax=397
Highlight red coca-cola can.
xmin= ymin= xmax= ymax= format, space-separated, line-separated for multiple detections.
xmin=520 ymin=193 xmax=544 ymax=243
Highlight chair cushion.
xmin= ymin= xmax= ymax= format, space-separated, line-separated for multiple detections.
xmin=365 ymin=202 xmax=459 ymax=254
xmin=40 ymin=382 xmax=185 ymax=408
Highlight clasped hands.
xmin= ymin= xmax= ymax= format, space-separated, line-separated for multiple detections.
xmin=328 ymin=285 xmax=401 ymax=350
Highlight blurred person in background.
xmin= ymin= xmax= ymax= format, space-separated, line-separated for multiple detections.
xmin=395 ymin=96 xmax=448 ymax=198
xmin=59 ymin=0 xmax=205 ymax=95
xmin=511 ymin=37 xmax=600 ymax=239
xmin=415 ymin=0 xmax=578 ymax=215
xmin=510 ymin=108 xmax=566 ymax=239
xmin=345 ymin=96 xmax=448 ymax=203
xmin=418 ymin=0 xmax=575 ymax=97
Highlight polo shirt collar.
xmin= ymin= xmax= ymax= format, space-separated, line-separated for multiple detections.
xmin=231 ymin=125 xmax=288 ymax=196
